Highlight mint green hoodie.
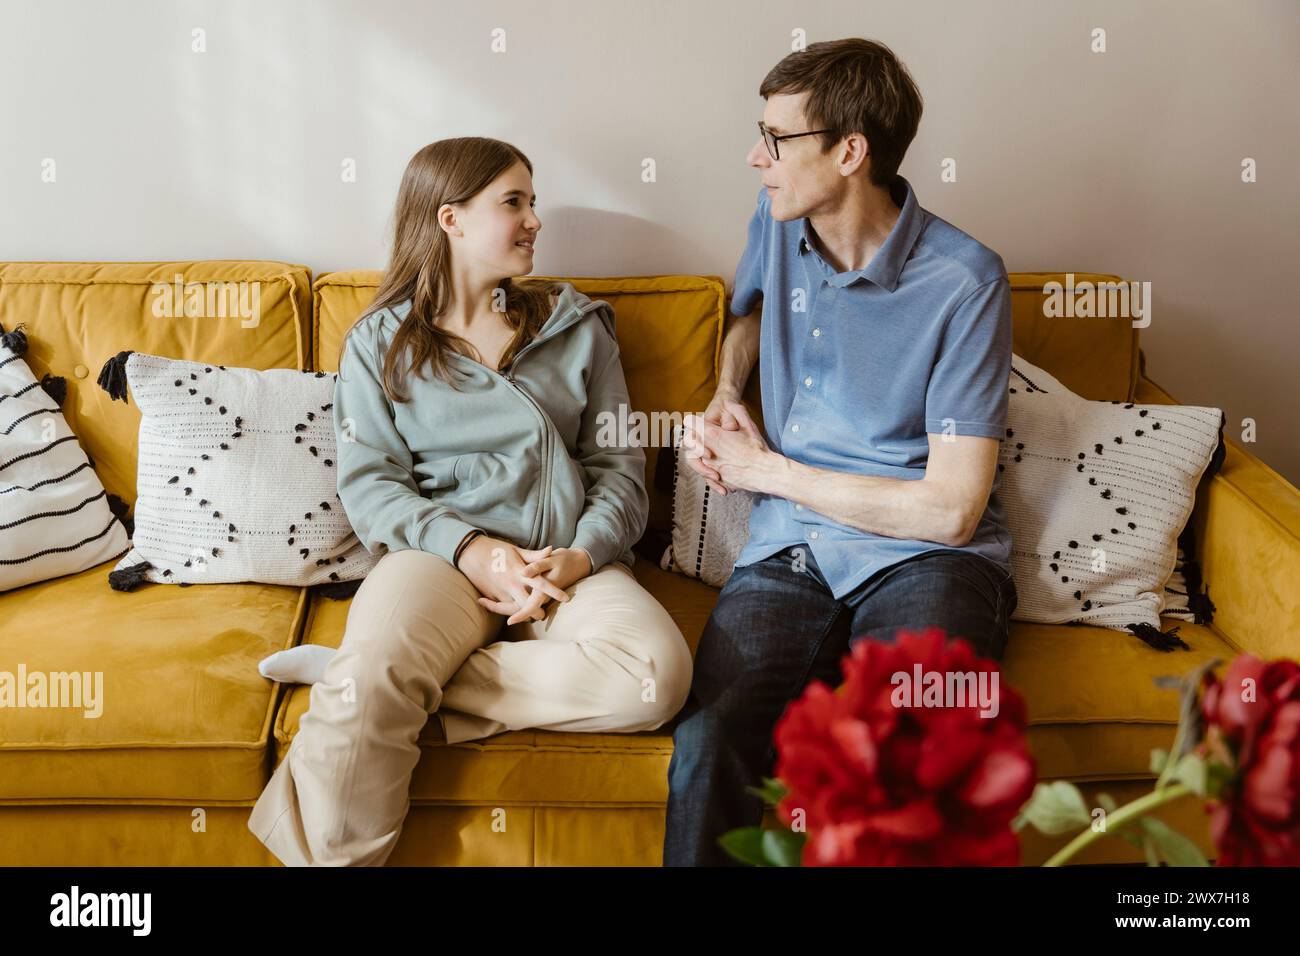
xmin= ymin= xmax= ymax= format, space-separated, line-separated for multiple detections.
xmin=331 ymin=282 xmax=648 ymax=573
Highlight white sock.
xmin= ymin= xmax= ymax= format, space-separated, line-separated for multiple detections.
xmin=258 ymin=645 xmax=338 ymax=684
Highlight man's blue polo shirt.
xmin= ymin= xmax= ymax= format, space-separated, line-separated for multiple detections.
xmin=729 ymin=173 xmax=1013 ymax=600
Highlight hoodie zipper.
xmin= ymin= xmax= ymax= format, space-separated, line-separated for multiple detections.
xmin=500 ymin=366 xmax=551 ymax=550
xmin=477 ymin=293 xmax=602 ymax=550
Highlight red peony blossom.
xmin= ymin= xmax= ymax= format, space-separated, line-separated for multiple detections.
xmin=1200 ymin=655 xmax=1300 ymax=866
xmin=772 ymin=627 xmax=1036 ymax=866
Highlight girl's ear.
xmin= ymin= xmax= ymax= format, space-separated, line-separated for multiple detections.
xmin=437 ymin=203 xmax=461 ymax=238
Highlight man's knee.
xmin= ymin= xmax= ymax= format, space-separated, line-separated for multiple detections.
xmin=849 ymin=553 xmax=1011 ymax=658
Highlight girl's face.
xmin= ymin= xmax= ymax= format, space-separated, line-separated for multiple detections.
xmin=442 ymin=159 xmax=541 ymax=279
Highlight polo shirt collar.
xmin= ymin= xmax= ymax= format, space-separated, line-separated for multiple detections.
xmin=797 ymin=174 xmax=924 ymax=293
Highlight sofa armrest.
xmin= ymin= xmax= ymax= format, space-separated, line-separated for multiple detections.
xmin=1135 ymin=364 xmax=1300 ymax=660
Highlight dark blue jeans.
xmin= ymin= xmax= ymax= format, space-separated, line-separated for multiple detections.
xmin=662 ymin=545 xmax=1017 ymax=866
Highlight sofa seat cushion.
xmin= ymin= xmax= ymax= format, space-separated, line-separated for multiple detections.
xmin=274 ymin=590 xmax=676 ymax=805
xmin=276 ymin=557 xmax=1233 ymax=806
xmin=0 ymin=559 xmax=306 ymax=802
xmin=1004 ymin=617 xmax=1230 ymax=779
xmin=639 ymin=560 xmax=1231 ymax=780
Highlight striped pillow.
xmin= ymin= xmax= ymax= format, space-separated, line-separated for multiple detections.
xmin=1 ymin=323 xmax=130 ymax=592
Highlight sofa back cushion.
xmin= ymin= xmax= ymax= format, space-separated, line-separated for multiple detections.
xmin=1007 ymin=272 xmax=1140 ymax=403
xmin=0 ymin=262 xmax=312 ymax=507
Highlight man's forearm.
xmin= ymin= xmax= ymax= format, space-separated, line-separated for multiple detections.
xmin=716 ymin=306 xmax=761 ymax=398
xmin=758 ymin=454 xmax=972 ymax=547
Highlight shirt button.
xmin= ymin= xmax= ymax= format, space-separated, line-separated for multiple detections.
xmin=812 ymin=328 xmax=821 ymax=337
xmin=791 ymin=423 xmax=800 ymax=433
xmin=804 ymin=376 xmax=813 ymax=388
xmin=810 ymin=531 xmax=819 ymax=540
xmin=795 ymin=504 xmax=804 ymax=511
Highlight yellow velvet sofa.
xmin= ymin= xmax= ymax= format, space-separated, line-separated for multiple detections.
xmin=1 ymin=261 xmax=1296 ymax=866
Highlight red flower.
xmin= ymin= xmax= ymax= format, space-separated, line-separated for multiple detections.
xmin=1200 ymin=655 xmax=1300 ymax=865
xmin=772 ymin=627 xmax=1035 ymax=866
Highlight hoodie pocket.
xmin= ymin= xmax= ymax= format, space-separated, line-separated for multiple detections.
xmin=452 ymin=452 xmax=535 ymax=523
xmin=412 ymin=456 xmax=458 ymax=493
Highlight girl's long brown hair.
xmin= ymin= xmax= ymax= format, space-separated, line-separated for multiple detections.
xmin=344 ymin=137 xmax=558 ymax=402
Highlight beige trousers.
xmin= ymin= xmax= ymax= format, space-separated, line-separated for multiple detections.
xmin=247 ymin=547 xmax=691 ymax=866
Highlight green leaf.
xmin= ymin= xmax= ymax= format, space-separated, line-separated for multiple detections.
xmin=761 ymin=827 xmax=805 ymax=867
xmin=745 ymin=776 xmax=788 ymax=807
xmin=717 ymin=827 xmax=770 ymax=866
xmin=1138 ymin=816 xmax=1209 ymax=867
xmin=1149 ymin=748 xmax=1169 ymax=775
xmin=1019 ymin=781 xmax=1093 ymax=835
xmin=1171 ymin=753 xmax=1207 ymax=796
xmin=1097 ymin=793 xmax=1118 ymax=814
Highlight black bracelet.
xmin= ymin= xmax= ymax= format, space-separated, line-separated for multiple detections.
xmin=452 ymin=529 xmax=485 ymax=569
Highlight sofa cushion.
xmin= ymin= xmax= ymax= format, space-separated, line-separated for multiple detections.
xmin=274 ymin=557 xmax=1230 ymax=805
xmin=0 ymin=261 xmax=313 ymax=509
xmin=1007 ymin=272 xmax=1140 ymax=402
xmin=312 ymin=272 xmax=725 ymax=534
xmin=635 ymin=562 xmax=1231 ymax=784
xmin=998 ymin=354 xmax=1223 ymax=637
xmin=273 ymin=591 xmax=675 ymax=806
xmin=0 ymin=326 xmax=130 ymax=592
xmin=0 ymin=558 xmax=306 ymax=802
xmin=102 ymin=352 xmax=377 ymax=588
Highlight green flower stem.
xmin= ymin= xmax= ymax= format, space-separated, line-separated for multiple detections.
xmin=1042 ymin=782 xmax=1194 ymax=867
xmin=1155 ymin=715 xmax=1189 ymax=792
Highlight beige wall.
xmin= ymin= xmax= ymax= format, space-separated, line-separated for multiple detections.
xmin=1 ymin=0 xmax=1296 ymax=483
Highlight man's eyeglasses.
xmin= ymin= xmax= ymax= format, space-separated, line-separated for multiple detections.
xmin=758 ymin=121 xmax=833 ymax=161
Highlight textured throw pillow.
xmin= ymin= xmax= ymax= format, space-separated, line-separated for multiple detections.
xmin=1 ymin=323 xmax=131 ymax=592
xmin=97 ymin=351 xmax=378 ymax=589
xmin=659 ymin=435 xmax=754 ymax=587
xmin=997 ymin=355 xmax=1223 ymax=646
xmin=662 ymin=355 xmax=1222 ymax=649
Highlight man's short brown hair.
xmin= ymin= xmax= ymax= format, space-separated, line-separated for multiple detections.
xmin=759 ymin=38 xmax=923 ymax=188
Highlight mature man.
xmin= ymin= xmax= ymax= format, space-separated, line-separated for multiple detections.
xmin=663 ymin=38 xmax=1018 ymax=866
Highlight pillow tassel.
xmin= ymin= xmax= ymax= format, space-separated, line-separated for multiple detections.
xmin=1175 ymin=524 xmax=1216 ymax=625
xmin=96 ymin=350 xmax=135 ymax=402
xmin=1186 ymin=588 xmax=1217 ymax=626
xmin=0 ymin=323 xmax=28 ymax=356
xmin=1125 ymin=621 xmax=1190 ymax=652
xmin=108 ymin=560 xmax=153 ymax=592
xmin=39 ymin=372 xmax=68 ymax=407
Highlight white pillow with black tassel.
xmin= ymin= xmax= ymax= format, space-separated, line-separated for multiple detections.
xmin=996 ymin=355 xmax=1224 ymax=649
xmin=97 ymin=350 xmax=377 ymax=594
xmin=1 ymin=322 xmax=131 ymax=592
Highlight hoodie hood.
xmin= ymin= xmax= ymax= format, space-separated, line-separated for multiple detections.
xmin=534 ymin=282 xmax=616 ymax=344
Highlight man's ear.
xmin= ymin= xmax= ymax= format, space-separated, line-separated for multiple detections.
xmin=838 ymin=132 xmax=870 ymax=178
